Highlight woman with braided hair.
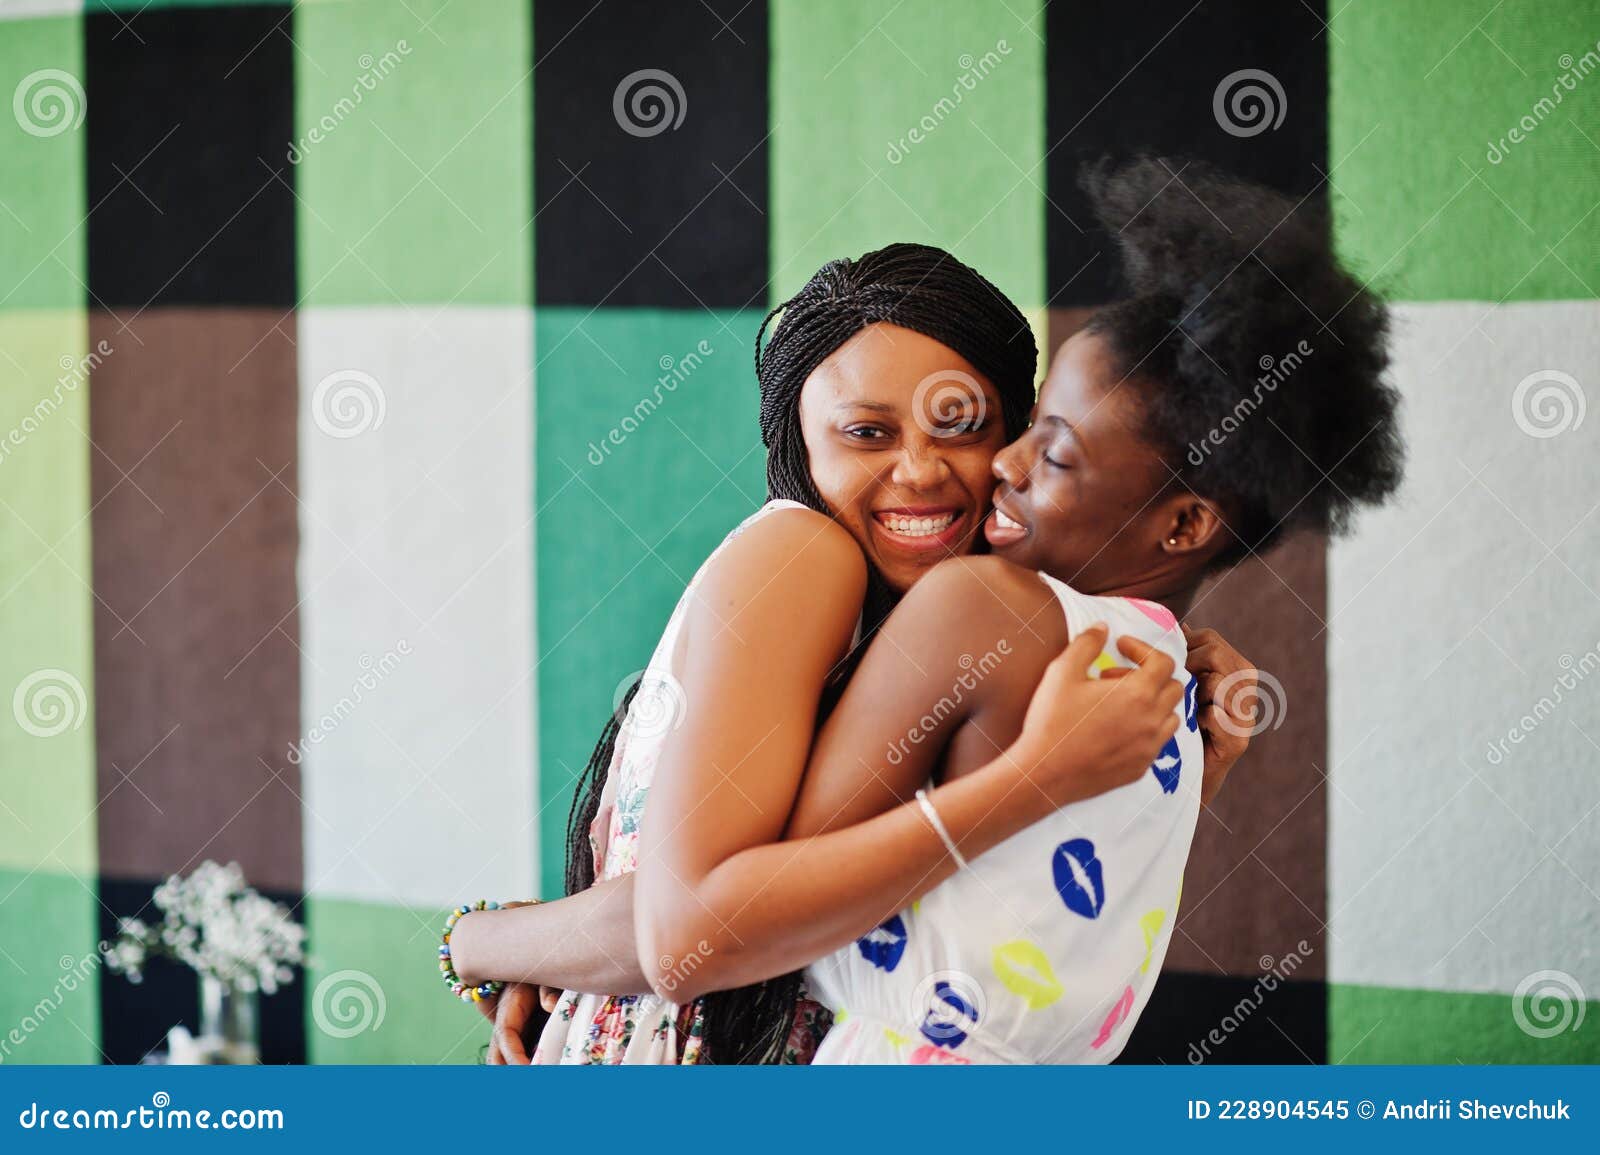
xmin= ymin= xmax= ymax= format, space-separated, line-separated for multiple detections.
xmin=445 ymin=235 xmax=1260 ymax=1064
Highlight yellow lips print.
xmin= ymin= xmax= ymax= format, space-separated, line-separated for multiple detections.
xmin=992 ymin=939 xmax=1064 ymax=1010
xmin=1139 ymin=909 xmax=1167 ymax=974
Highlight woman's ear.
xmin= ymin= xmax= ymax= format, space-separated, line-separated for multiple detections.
xmin=1157 ymin=496 xmax=1231 ymax=557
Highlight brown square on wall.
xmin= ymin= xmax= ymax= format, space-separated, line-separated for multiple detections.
xmin=89 ymin=309 xmax=302 ymax=894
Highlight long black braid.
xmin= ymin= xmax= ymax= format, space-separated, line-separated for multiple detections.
xmin=565 ymin=242 xmax=1038 ymax=1062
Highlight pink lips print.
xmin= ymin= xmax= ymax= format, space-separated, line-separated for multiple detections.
xmin=1091 ymin=985 xmax=1135 ymax=1049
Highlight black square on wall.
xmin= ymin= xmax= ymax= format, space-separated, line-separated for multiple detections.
xmin=87 ymin=5 xmax=296 ymax=308
xmin=534 ymin=0 xmax=769 ymax=308
xmin=1046 ymin=0 xmax=1330 ymax=306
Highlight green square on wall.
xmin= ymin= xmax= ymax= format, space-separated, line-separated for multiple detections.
xmin=533 ymin=307 xmax=767 ymax=893
xmin=294 ymin=0 xmax=532 ymax=306
xmin=770 ymin=0 xmax=1045 ymax=310
xmin=0 ymin=17 xmax=86 ymax=311
xmin=1332 ymin=0 xmax=1600 ymax=301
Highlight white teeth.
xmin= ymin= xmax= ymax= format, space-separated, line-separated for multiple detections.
xmin=994 ymin=509 xmax=1022 ymax=531
xmin=879 ymin=512 xmax=957 ymax=538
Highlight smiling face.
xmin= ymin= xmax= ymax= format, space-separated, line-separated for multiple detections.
xmin=799 ymin=323 xmax=1008 ymax=594
xmin=983 ymin=329 xmax=1219 ymax=598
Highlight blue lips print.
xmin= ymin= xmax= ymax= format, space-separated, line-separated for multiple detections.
xmin=919 ymin=980 xmax=979 ymax=1049
xmin=1150 ymin=734 xmax=1181 ymax=794
xmin=856 ymin=913 xmax=908 ymax=971
xmin=1052 ymin=838 xmax=1106 ymax=919
xmin=1184 ymin=676 xmax=1198 ymax=731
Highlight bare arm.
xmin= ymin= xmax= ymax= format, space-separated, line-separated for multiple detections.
xmin=636 ymin=554 xmax=1183 ymax=1001
xmin=784 ymin=556 xmax=1060 ymax=839
xmin=450 ymin=876 xmax=644 ymax=993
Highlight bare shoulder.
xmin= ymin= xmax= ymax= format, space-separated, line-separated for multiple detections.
xmin=895 ymin=555 xmax=1068 ymax=658
xmin=691 ymin=504 xmax=867 ymax=623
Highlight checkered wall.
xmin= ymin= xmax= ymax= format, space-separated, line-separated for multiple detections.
xmin=1 ymin=0 xmax=1595 ymax=1065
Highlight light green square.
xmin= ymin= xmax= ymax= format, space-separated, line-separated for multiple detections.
xmin=0 ymin=310 xmax=96 ymax=876
xmin=0 ymin=18 xmax=85 ymax=311
xmin=0 ymin=868 xmax=101 ymax=1065
xmin=1331 ymin=0 xmax=1600 ymax=300
xmin=533 ymin=308 xmax=766 ymax=894
xmin=771 ymin=0 xmax=1045 ymax=308
xmin=294 ymin=0 xmax=531 ymax=306
xmin=1332 ymin=982 xmax=1599 ymax=1063
xmin=305 ymin=896 xmax=481 ymax=1064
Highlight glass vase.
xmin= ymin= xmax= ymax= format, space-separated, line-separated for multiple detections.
xmin=198 ymin=973 xmax=260 ymax=1064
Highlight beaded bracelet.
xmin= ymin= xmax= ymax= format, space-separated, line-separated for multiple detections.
xmin=439 ymin=900 xmax=505 ymax=1004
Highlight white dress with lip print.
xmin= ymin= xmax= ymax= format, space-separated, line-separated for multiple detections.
xmin=804 ymin=572 xmax=1203 ymax=1064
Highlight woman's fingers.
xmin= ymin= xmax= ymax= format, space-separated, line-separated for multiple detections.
xmin=1054 ymin=623 xmax=1110 ymax=681
xmin=539 ymin=985 xmax=562 ymax=1013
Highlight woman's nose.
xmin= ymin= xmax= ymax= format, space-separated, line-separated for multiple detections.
xmin=992 ymin=440 xmax=1029 ymax=489
xmin=890 ymin=444 xmax=951 ymax=490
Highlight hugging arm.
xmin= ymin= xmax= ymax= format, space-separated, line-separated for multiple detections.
xmin=635 ymin=554 xmax=1182 ymax=1001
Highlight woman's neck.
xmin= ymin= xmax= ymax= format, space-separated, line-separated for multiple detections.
xmin=1060 ymin=572 xmax=1201 ymax=620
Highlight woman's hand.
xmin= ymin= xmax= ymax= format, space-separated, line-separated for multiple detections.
xmin=1009 ymin=624 xmax=1184 ymax=807
xmin=485 ymin=982 xmax=544 ymax=1064
xmin=1181 ymin=624 xmax=1259 ymax=806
